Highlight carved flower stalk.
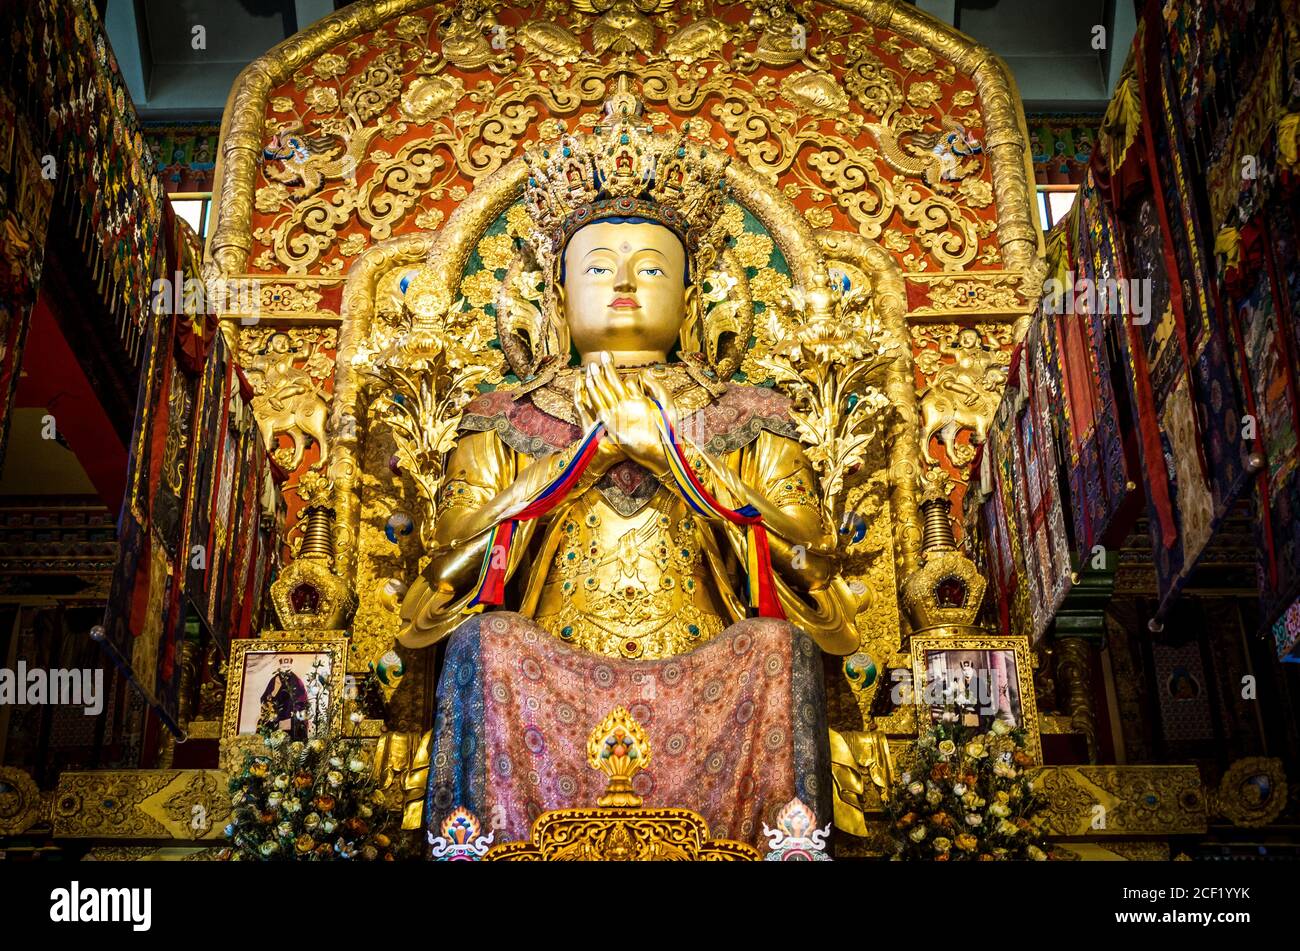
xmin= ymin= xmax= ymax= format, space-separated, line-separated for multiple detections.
xmin=354 ymin=326 xmax=495 ymax=553
xmin=755 ymin=282 xmax=897 ymax=540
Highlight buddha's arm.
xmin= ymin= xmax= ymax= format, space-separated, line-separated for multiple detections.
xmin=689 ymin=430 xmax=835 ymax=591
xmin=734 ymin=431 xmax=837 ymax=591
xmin=398 ymin=428 xmax=612 ymax=646
xmin=413 ymin=430 xmax=519 ymax=612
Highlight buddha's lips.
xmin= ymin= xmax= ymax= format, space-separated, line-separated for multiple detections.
xmin=609 ymin=297 xmax=639 ymax=308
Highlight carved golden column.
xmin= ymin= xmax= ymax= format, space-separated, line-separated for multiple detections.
xmin=818 ymin=231 xmax=922 ymax=580
xmin=331 ymin=232 xmax=437 ymax=580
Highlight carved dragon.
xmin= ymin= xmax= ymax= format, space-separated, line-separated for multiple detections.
xmin=262 ymin=121 xmax=381 ymax=200
xmin=866 ymin=116 xmax=983 ymax=194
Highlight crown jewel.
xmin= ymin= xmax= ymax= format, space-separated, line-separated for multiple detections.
xmin=521 ymin=82 xmax=732 ymax=279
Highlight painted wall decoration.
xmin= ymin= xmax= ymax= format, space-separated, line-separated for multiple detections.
xmin=145 ymin=124 xmax=220 ymax=194
xmin=1027 ymin=115 xmax=1098 ymax=186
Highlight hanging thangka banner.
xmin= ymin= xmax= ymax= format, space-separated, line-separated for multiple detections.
xmin=0 ymin=86 xmax=54 ymax=466
xmin=977 ymin=365 xmax=1034 ymax=640
xmin=982 ymin=313 xmax=1075 ymax=644
xmin=1051 ymin=171 xmax=1135 ymax=563
xmin=104 ymin=208 xmax=282 ymax=721
xmin=1216 ymin=113 xmax=1300 ymax=636
xmin=104 ymin=208 xmax=194 ymax=717
xmin=1256 ymin=182 xmax=1300 ymax=634
xmin=1149 ymin=2 xmax=1254 ymax=596
xmin=8 ymin=0 xmax=165 ymax=359
xmin=1158 ymin=0 xmax=1283 ymax=176
xmin=1100 ymin=14 xmax=1247 ymax=619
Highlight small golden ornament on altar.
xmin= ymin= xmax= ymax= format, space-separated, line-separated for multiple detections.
xmin=587 ymin=706 xmax=651 ymax=807
xmin=270 ymin=505 xmax=357 ymax=631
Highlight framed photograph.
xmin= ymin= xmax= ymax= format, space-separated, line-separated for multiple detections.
xmin=220 ymin=637 xmax=347 ymax=769
xmin=909 ymin=634 xmax=1041 ymax=762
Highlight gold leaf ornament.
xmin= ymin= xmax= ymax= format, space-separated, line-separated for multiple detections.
xmin=732 ymin=231 xmax=774 ymax=269
xmin=779 ymin=69 xmax=850 ymax=119
xmin=393 ymin=14 xmax=428 ymax=42
xmin=311 ymin=53 xmax=349 ymax=80
xmin=400 ymin=75 xmax=466 ymax=123
xmin=664 ymin=17 xmax=729 ymax=62
xmin=460 ymin=270 xmax=500 ymax=307
xmin=906 ymin=80 xmax=942 ymax=109
xmin=900 ymin=47 xmax=937 ymax=73
xmin=958 ymin=178 xmax=993 ymax=208
xmin=516 ymin=21 xmax=584 ymax=64
xmin=304 ymin=86 xmax=339 ymax=113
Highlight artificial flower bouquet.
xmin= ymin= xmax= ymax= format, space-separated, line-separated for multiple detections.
xmin=884 ymin=715 xmax=1052 ymax=861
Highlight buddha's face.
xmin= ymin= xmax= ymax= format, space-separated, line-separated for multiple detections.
xmin=561 ymin=220 xmax=689 ymax=362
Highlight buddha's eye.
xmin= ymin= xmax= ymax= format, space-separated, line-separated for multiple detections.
xmin=585 ymin=266 xmax=612 ymax=276
xmin=639 ymin=267 xmax=664 ymax=277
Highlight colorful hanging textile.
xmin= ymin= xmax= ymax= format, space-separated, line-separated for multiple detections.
xmin=104 ymin=207 xmax=282 ymax=721
xmin=978 ymin=318 xmax=1075 ymax=643
xmin=104 ymin=209 xmax=192 ymax=716
xmin=1095 ymin=11 xmax=1248 ymax=618
xmin=1058 ymin=170 xmax=1134 ymax=561
xmin=0 ymin=87 xmax=55 ymax=464
xmin=979 ymin=368 xmax=1034 ymax=640
xmin=6 ymin=0 xmax=164 ymax=359
xmin=975 ymin=0 xmax=1298 ymax=639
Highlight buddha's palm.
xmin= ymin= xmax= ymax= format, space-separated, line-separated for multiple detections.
xmin=573 ymin=358 xmax=678 ymax=477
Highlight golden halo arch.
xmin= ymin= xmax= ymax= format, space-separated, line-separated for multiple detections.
xmin=207 ymin=0 xmax=1044 ymax=672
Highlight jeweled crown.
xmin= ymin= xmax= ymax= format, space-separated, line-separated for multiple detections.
xmin=521 ymin=84 xmax=731 ymax=280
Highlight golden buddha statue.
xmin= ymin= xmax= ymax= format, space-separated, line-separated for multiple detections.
xmin=396 ymin=91 xmax=860 ymax=848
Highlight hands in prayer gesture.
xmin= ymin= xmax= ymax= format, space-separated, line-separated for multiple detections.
xmin=573 ymin=352 xmax=679 ymax=478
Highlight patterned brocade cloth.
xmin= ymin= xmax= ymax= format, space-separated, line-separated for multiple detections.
xmin=425 ymin=612 xmax=831 ymax=851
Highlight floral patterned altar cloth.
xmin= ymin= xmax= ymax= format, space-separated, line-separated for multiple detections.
xmin=425 ymin=612 xmax=830 ymax=850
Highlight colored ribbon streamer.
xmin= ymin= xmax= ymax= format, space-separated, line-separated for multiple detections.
xmin=468 ymin=424 xmax=605 ymax=607
xmin=650 ymin=399 xmax=785 ymax=620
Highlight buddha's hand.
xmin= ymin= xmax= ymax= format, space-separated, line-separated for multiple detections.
xmin=573 ymin=365 xmax=626 ymax=477
xmin=577 ymin=354 xmax=675 ymax=478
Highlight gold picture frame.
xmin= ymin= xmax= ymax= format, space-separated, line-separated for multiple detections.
xmin=909 ymin=633 xmax=1042 ymax=763
xmin=219 ymin=636 xmax=347 ymax=772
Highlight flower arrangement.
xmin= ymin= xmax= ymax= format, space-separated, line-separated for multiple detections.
xmin=223 ymin=688 xmax=405 ymax=861
xmin=884 ymin=716 xmax=1052 ymax=861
